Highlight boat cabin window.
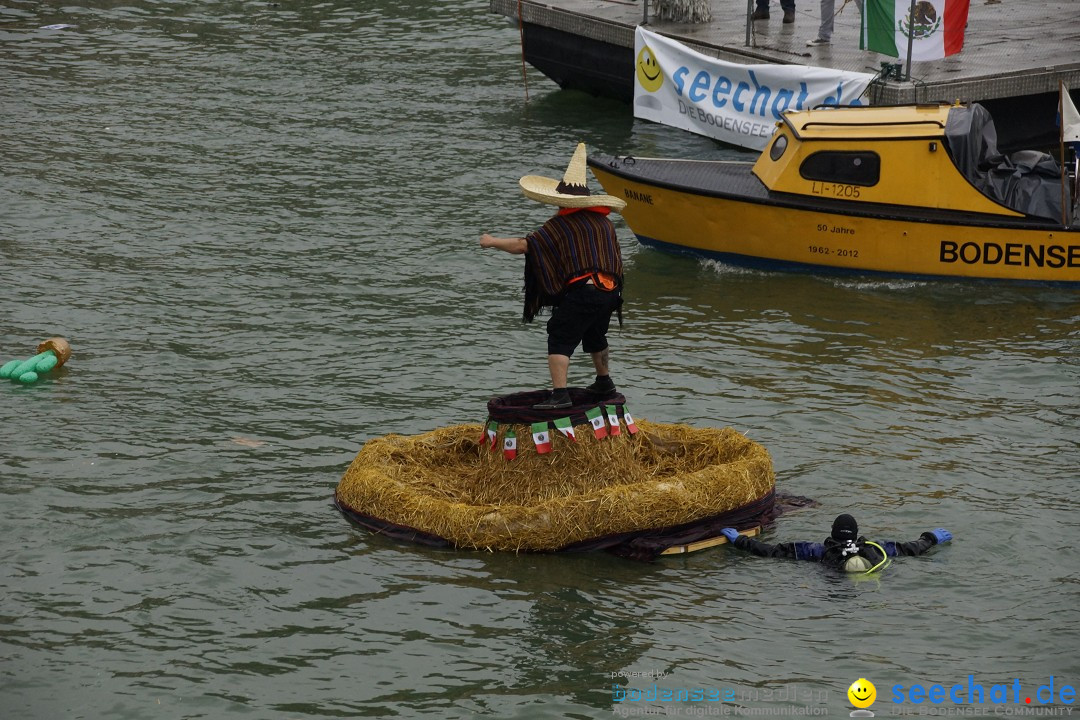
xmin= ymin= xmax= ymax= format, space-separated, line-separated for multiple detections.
xmin=799 ymin=151 xmax=880 ymax=186
xmin=769 ymin=134 xmax=788 ymax=161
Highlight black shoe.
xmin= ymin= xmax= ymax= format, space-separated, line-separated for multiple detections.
xmin=586 ymin=376 xmax=617 ymax=398
xmin=783 ymin=9 xmax=795 ymax=22
xmin=533 ymin=390 xmax=572 ymax=410
xmin=751 ymin=8 xmax=769 ymax=19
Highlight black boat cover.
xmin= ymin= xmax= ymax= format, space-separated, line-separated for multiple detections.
xmin=945 ymin=103 xmax=1064 ymax=221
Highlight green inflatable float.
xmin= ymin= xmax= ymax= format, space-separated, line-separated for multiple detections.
xmin=1 ymin=337 xmax=72 ymax=384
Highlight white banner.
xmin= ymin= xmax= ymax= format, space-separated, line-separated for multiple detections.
xmin=633 ymin=27 xmax=875 ymax=151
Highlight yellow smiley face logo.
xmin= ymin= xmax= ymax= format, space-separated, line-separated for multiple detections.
xmin=636 ymin=46 xmax=662 ymax=92
xmin=847 ymin=678 xmax=877 ymax=709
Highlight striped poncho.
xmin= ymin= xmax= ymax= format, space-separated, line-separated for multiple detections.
xmin=522 ymin=208 xmax=623 ymax=323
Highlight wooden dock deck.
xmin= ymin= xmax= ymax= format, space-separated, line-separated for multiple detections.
xmin=490 ymin=0 xmax=1080 ymax=148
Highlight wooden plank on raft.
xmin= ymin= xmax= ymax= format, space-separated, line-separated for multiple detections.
xmin=659 ymin=526 xmax=761 ymax=556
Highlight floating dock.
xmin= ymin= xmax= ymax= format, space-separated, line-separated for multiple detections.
xmin=491 ymin=0 xmax=1080 ymax=149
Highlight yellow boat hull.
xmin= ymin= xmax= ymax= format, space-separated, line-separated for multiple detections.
xmin=590 ymin=159 xmax=1080 ymax=284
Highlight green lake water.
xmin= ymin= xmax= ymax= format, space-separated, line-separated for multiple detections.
xmin=2 ymin=1 xmax=1078 ymax=717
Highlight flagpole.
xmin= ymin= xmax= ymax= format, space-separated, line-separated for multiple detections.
xmin=904 ymin=0 xmax=916 ymax=81
xmin=1061 ymin=81 xmax=1069 ymax=227
xmin=745 ymin=0 xmax=753 ymax=46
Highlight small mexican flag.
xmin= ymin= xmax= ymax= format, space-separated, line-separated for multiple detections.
xmin=861 ymin=0 xmax=969 ymax=61
xmin=624 ymin=408 xmax=639 ymax=435
xmin=484 ymin=420 xmax=498 ymax=451
xmin=531 ymin=421 xmax=552 ymax=454
xmin=503 ymin=429 xmax=517 ymax=460
xmin=585 ymin=407 xmax=608 ymax=439
xmin=553 ymin=416 xmax=576 ymax=441
xmin=605 ymin=405 xmax=622 ymax=437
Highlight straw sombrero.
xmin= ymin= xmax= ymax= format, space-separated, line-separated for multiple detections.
xmin=519 ymin=142 xmax=627 ymax=212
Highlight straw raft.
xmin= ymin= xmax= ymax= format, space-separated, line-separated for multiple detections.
xmin=336 ymin=419 xmax=774 ymax=552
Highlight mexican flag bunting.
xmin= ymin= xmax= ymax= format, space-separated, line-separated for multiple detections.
xmin=623 ymin=407 xmax=639 ymax=435
xmin=531 ymin=421 xmax=552 ymax=454
xmin=484 ymin=420 xmax=498 ymax=450
xmin=585 ymin=407 xmax=608 ymax=439
xmin=605 ymin=405 xmax=622 ymax=436
xmin=861 ymin=0 xmax=969 ymax=61
xmin=553 ymin=416 xmax=576 ymax=441
xmin=503 ymin=429 xmax=517 ymax=460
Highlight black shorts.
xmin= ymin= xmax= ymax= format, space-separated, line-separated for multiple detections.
xmin=545 ymin=283 xmax=621 ymax=357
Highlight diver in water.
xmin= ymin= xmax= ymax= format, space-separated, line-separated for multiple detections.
xmin=720 ymin=514 xmax=952 ymax=573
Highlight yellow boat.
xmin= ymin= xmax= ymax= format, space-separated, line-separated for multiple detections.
xmin=588 ymin=103 xmax=1080 ymax=283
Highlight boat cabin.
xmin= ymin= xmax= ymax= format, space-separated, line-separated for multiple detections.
xmin=753 ymin=103 xmax=1072 ymax=223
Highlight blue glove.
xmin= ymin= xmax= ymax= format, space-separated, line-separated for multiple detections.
xmin=721 ymin=528 xmax=740 ymax=542
xmin=930 ymin=528 xmax=952 ymax=544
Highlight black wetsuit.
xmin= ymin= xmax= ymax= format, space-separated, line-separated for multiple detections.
xmin=731 ymin=533 xmax=940 ymax=570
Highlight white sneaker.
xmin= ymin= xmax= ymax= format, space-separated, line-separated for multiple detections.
xmin=806 ymin=37 xmax=830 ymax=46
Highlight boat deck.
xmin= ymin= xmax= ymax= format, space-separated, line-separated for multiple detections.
xmin=490 ymin=0 xmax=1080 ymax=106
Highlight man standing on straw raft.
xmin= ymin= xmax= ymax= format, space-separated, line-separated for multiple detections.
xmin=480 ymin=143 xmax=626 ymax=411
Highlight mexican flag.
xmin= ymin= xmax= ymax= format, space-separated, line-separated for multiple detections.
xmin=484 ymin=420 xmax=498 ymax=451
xmin=503 ymin=429 xmax=517 ymax=460
xmin=862 ymin=0 xmax=969 ymax=61
xmin=585 ymin=407 xmax=608 ymax=439
xmin=531 ymin=422 xmax=552 ymax=454
xmin=624 ymin=408 xmax=639 ymax=435
xmin=605 ymin=405 xmax=622 ymax=437
xmin=553 ymin=416 xmax=576 ymax=441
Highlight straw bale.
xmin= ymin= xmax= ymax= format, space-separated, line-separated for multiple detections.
xmin=336 ymin=420 xmax=774 ymax=552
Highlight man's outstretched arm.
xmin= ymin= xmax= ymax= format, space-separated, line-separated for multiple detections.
xmin=480 ymin=233 xmax=528 ymax=254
